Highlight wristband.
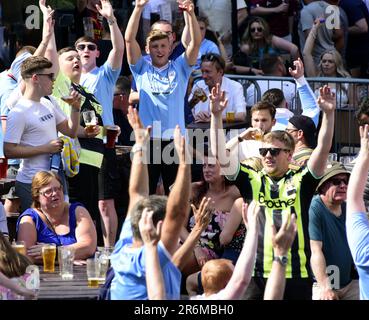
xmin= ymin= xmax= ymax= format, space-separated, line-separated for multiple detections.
xmin=107 ymin=17 xmax=116 ymax=25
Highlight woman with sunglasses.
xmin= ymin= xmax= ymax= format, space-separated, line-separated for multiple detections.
xmin=16 ymin=171 xmax=97 ymax=264
xmin=239 ymin=17 xmax=299 ymax=70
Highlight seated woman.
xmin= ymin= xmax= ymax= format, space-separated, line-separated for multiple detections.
xmin=302 ymin=18 xmax=354 ymax=109
xmin=16 ymin=171 xmax=97 ymax=263
xmin=180 ymin=150 xmax=241 ymax=277
xmin=233 ymin=16 xmax=299 ymax=74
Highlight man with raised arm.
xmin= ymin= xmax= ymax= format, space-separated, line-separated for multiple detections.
xmin=125 ymin=0 xmax=201 ymax=195
xmin=346 ymin=124 xmax=369 ymax=300
xmin=75 ymin=0 xmax=125 ymax=247
xmin=210 ymin=83 xmax=335 ymax=299
xmin=110 ymin=106 xmax=192 ymax=299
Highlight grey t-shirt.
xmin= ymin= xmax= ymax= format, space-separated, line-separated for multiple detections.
xmin=298 ymin=1 xmax=335 ymax=65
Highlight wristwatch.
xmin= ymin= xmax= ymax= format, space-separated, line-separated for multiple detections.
xmin=131 ymin=144 xmax=143 ymax=153
xmin=273 ymin=255 xmax=288 ymax=266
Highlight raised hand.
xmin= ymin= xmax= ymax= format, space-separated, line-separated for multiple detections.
xmin=127 ymin=106 xmax=151 ymax=145
xmin=190 ymin=196 xmax=212 ymax=232
xmin=95 ymin=0 xmax=114 ymax=19
xmin=139 ymin=208 xmax=162 ymax=246
xmin=271 ymin=213 xmax=297 ymax=257
xmin=39 ymin=0 xmax=54 ymax=16
xmin=317 ymin=85 xmax=336 ymax=113
xmin=174 ymin=125 xmax=188 ymax=165
xmin=178 ymin=0 xmax=195 ymax=13
xmin=289 ymin=58 xmax=305 ymax=79
xmin=135 ymin=0 xmax=150 ymax=8
xmin=359 ymin=124 xmax=369 ymax=155
xmin=209 ymin=83 xmax=228 ymax=116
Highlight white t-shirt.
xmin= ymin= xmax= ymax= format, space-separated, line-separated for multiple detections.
xmin=4 ymin=97 xmax=66 ymax=183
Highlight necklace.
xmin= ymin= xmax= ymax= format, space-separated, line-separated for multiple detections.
xmin=39 ymin=208 xmax=63 ymax=244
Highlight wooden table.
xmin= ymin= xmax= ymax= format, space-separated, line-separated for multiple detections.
xmin=38 ymin=265 xmax=100 ymax=300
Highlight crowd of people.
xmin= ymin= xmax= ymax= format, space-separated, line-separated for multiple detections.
xmin=0 ymin=0 xmax=369 ymax=301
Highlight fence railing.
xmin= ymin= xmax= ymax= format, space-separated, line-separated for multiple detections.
xmin=225 ymin=74 xmax=369 ymax=157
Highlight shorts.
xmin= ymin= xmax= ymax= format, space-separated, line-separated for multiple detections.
xmin=98 ymin=147 xmax=121 ymax=200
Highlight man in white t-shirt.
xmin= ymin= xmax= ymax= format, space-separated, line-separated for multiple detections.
xmin=3 ymin=56 xmax=81 ymax=211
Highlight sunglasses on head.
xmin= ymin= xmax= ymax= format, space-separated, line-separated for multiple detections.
xmin=76 ymin=44 xmax=97 ymax=51
xmin=259 ymin=147 xmax=290 ymax=157
xmin=329 ymin=177 xmax=349 ymax=186
xmin=251 ymin=27 xmax=263 ymax=33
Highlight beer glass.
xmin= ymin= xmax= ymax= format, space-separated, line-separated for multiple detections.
xmin=82 ymin=110 xmax=97 ymax=134
xmin=58 ymin=246 xmax=75 ymax=280
xmin=104 ymin=125 xmax=119 ymax=148
xmin=226 ymin=111 xmax=235 ymax=123
xmin=42 ymin=244 xmax=56 ymax=273
xmin=12 ymin=241 xmax=26 ymax=255
xmin=86 ymin=258 xmax=99 ymax=288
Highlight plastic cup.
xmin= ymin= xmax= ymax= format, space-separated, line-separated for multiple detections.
xmin=86 ymin=258 xmax=100 ymax=288
xmin=105 ymin=125 xmax=119 ymax=148
xmin=42 ymin=244 xmax=56 ymax=273
xmin=58 ymin=246 xmax=75 ymax=280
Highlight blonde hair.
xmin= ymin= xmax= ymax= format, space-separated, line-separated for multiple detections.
xmin=201 ymin=259 xmax=234 ymax=295
xmin=0 ymin=232 xmax=31 ymax=278
xmin=263 ymin=130 xmax=295 ymax=152
xmin=31 ymin=171 xmax=63 ymax=209
xmin=146 ymin=30 xmax=170 ymax=46
xmin=318 ymin=50 xmax=351 ymax=78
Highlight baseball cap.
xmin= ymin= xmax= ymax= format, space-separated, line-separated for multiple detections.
xmin=288 ymin=115 xmax=317 ymax=148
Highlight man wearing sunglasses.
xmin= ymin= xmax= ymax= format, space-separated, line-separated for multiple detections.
xmin=3 ymin=56 xmax=81 ymax=212
xmin=309 ymin=162 xmax=359 ymax=300
xmin=210 ymin=84 xmax=336 ymax=300
xmin=75 ymin=0 xmax=124 ymax=247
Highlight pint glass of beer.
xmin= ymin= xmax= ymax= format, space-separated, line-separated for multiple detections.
xmin=86 ymin=258 xmax=100 ymax=288
xmin=82 ymin=111 xmax=97 ymax=134
xmin=105 ymin=125 xmax=120 ymax=148
xmin=42 ymin=244 xmax=56 ymax=273
xmin=12 ymin=241 xmax=26 ymax=256
xmin=226 ymin=111 xmax=235 ymax=123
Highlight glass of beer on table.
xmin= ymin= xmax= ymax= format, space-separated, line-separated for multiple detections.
xmin=42 ymin=243 xmax=56 ymax=273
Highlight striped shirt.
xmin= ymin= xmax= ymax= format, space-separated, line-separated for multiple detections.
xmin=227 ymin=163 xmax=320 ymax=279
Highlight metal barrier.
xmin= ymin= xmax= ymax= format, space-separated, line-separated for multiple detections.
xmin=225 ymin=74 xmax=369 ymax=157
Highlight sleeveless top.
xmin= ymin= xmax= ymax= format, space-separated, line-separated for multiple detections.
xmin=16 ymin=203 xmax=83 ymax=246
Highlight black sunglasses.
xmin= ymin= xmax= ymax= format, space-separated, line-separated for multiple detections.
xmin=330 ymin=177 xmax=349 ymax=186
xmin=201 ymin=53 xmax=220 ymax=62
xmin=76 ymin=44 xmax=97 ymax=51
xmin=251 ymin=27 xmax=263 ymax=33
xmin=259 ymin=148 xmax=290 ymax=157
